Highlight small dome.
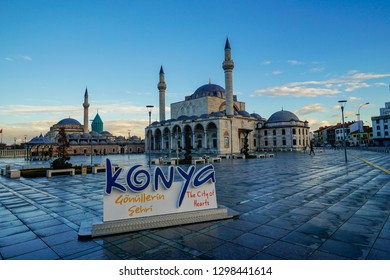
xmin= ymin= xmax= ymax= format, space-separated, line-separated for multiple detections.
xmin=238 ymin=110 xmax=251 ymax=117
xmin=190 ymin=84 xmax=225 ymax=100
xmin=57 ymin=118 xmax=82 ymax=126
xmin=199 ymin=114 xmax=209 ymax=119
xmin=177 ymin=115 xmax=190 ymax=121
xmin=151 ymin=121 xmax=160 ymax=125
xmin=268 ymin=110 xmax=300 ymax=123
xmin=250 ymin=113 xmax=262 ymax=120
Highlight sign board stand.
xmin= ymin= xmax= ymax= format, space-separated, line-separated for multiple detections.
xmin=78 ymin=160 xmax=239 ymax=239
xmin=78 ymin=206 xmax=238 ymax=239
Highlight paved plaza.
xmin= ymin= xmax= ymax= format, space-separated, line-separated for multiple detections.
xmin=0 ymin=149 xmax=389 ymax=260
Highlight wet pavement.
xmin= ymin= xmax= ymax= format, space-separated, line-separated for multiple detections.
xmin=0 ymin=149 xmax=389 ymax=260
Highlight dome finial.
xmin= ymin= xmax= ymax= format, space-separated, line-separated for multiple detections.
xmin=209 ymin=78 xmax=211 ymax=84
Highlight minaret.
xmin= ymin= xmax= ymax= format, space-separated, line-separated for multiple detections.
xmin=83 ymin=87 xmax=90 ymax=133
xmin=158 ymin=65 xmax=167 ymax=121
xmin=222 ymin=38 xmax=234 ymax=116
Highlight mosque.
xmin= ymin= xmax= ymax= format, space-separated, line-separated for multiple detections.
xmin=146 ymin=39 xmax=310 ymax=156
xmin=27 ymin=89 xmax=144 ymax=160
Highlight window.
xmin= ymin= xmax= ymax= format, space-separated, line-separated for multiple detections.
xmin=265 ymin=140 xmax=268 ymax=146
xmin=293 ymin=139 xmax=297 ymax=145
xmin=273 ymin=129 xmax=276 ymax=135
xmin=376 ymin=120 xmax=380 ymax=124
xmin=299 ymin=129 xmax=301 ymax=135
xmin=377 ymin=132 xmax=381 ymax=136
xmin=282 ymin=129 xmax=286 ymax=135
xmin=253 ymin=138 xmax=257 ymax=147
xmin=224 ymin=137 xmax=229 ymax=148
xmin=264 ymin=130 xmax=268 ymax=136
xmin=293 ymin=128 xmax=296 ymax=135
xmin=385 ymin=131 xmax=389 ymax=136
xmin=385 ymin=125 xmax=388 ymax=130
xmin=273 ymin=139 xmax=277 ymax=146
xmin=377 ymin=126 xmax=380 ymax=130
xmin=282 ymin=139 xmax=286 ymax=146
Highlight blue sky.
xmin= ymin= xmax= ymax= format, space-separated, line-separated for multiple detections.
xmin=1 ymin=0 xmax=389 ymax=144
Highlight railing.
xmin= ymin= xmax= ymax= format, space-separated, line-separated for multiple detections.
xmin=0 ymin=149 xmax=27 ymax=158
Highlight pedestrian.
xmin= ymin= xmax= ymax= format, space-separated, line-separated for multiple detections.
xmin=309 ymin=141 xmax=315 ymax=156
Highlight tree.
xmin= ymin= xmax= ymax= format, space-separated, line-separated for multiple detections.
xmin=51 ymin=128 xmax=72 ymax=169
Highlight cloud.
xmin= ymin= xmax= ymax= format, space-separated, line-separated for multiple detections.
xmin=310 ymin=66 xmax=325 ymax=73
xmin=348 ymin=96 xmax=361 ymax=102
xmin=272 ymin=70 xmax=282 ymax=75
xmin=287 ymin=60 xmax=304 ymax=65
xmin=263 ymin=60 xmax=272 ymax=65
xmin=253 ymin=71 xmax=390 ymax=98
xmin=22 ymin=56 xmax=32 ymax=61
xmin=294 ymin=103 xmax=327 ymax=116
xmin=4 ymin=57 xmax=13 ymax=61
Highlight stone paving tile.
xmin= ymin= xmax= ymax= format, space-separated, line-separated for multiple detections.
xmin=231 ymin=232 xmax=275 ymax=251
xmin=0 ymin=150 xmax=389 ymax=260
xmin=263 ymin=240 xmax=315 ymax=260
xmin=10 ymin=247 xmax=60 ymax=260
xmin=204 ymin=242 xmax=257 ymax=260
xmin=0 ymin=238 xmax=48 ymax=259
xmin=319 ymin=239 xmax=371 ymax=259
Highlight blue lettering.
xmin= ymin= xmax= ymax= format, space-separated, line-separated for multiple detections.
xmin=126 ymin=165 xmax=150 ymax=192
xmin=176 ymin=165 xmax=196 ymax=208
xmin=105 ymin=159 xmax=126 ymax=194
xmin=192 ymin=164 xmax=216 ymax=187
xmin=154 ymin=166 xmax=174 ymax=191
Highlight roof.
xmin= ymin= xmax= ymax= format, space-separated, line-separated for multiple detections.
xmin=188 ymin=83 xmax=225 ymax=100
xmin=267 ymin=110 xmax=300 ymax=123
xmin=57 ymin=118 xmax=82 ymax=126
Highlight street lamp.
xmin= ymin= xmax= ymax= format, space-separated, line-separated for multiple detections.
xmin=356 ymin=102 xmax=369 ymax=148
xmin=146 ymin=105 xmax=154 ymax=167
xmin=338 ymin=100 xmax=347 ymax=163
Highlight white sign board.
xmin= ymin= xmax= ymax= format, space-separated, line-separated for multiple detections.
xmin=103 ymin=159 xmax=218 ymax=222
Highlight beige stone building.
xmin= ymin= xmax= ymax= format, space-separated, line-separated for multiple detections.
xmin=146 ymin=39 xmax=310 ymax=156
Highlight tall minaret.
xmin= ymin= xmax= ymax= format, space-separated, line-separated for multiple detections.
xmin=222 ymin=38 xmax=234 ymax=116
xmin=158 ymin=65 xmax=167 ymax=121
xmin=83 ymin=87 xmax=89 ymax=133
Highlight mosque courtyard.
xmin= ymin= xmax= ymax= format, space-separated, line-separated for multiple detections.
xmin=0 ymin=149 xmax=389 ymax=260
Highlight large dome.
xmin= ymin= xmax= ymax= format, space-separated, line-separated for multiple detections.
xmin=57 ymin=118 xmax=82 ymax=126
xmin=267 ymin=110 xmax=300 ymax=123
xmin=190 ymin=83 xmax=225 ymax=100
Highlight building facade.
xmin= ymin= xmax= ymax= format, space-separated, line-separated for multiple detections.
xmin=372 ymin=101 xmax=390 ymax=146
xmin=146 ymin=39 xmax=310 ymax=156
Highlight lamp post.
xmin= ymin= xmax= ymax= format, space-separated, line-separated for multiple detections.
xmin=357 ymin=102 xmax=369 ymax=148
xmin=146 ymin=105 xmax=154 ymax=167
xmin=338 ymin=100 xmax=347 ymax=163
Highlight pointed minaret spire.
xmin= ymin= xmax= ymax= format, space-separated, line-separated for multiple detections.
xmin=225 ymin=37 xmax=231 ymax=50
xmin=222 ymin=38 xmax=234 ymax=116
xmin=83 ymin=87 xmax=90 ymax=133
xmin=158 ymin=65 xmax=167 ymax=121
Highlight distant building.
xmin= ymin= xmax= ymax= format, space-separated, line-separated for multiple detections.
xmin=146 ymin=39 xmax=310 ymax=156
xmin=371 ymin=101 xmax=390 ymax=146
xmin=39 ymin=88 xmax=144 ymax=157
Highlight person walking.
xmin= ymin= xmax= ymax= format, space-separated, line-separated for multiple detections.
xmin=309 ymin=140 xmax=315 ymax=156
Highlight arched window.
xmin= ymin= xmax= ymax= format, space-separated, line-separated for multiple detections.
xmin=282 ymin=129 xmax=286 ymax=135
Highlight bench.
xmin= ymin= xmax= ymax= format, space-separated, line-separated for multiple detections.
xmin=209 ymin=157 xmax=221 ymax=163
xmin=191 ymin=157 xmax=205 ymax=164
xmin=92 ymin=166 xmax=106 ymax=174
xmin=46 ymin=168 xmax=75 ymax=178
xmin=7 ymin=170 xmax=21 ymax=179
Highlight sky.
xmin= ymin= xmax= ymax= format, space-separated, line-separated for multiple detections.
xmin=1 ymin=0 xmax=390 ymax=145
